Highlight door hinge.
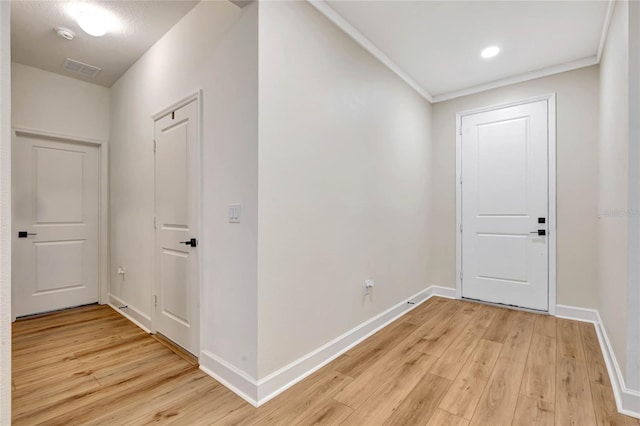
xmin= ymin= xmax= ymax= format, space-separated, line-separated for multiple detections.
xmin=460 ymin=271 xmax=463 ymax=281
xmin=460 ymin=223 xmax=463 ymax=233
xmin=153 ymin=140 xmax=156 ymax=153
xmin=154 ymin=294 xmax=158 ymax=307
xmin=153 ymin=216 xmax=157 ymax=230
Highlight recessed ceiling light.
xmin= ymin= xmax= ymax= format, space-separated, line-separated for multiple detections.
xmin=481 ymin=46 xmax=500 ymax=59
xmin=55 ymin=27 xmax=75 ymax=41
xmin=77 ymin=10 xmax=110 ymax=37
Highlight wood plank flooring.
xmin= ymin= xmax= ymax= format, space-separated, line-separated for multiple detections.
xmin=12 ymin=298 xmax=640 ymax=425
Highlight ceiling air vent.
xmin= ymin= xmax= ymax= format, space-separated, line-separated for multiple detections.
xmin=62 ymin=58 xmax=101 ymax=78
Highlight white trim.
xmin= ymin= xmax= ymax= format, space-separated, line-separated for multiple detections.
xmin=628 ymin=0 xmax=640 ymax=401
xmin=597 ymin=0 xmax=615 ymax=63
xmin=198 ymin=285 xmax=452 ymax=407
xmin=12 ymin=127 xmax=104 ymax=146
xmin=435 ymin=57 xmax=596 ymax=103
xmin=199 ymin=351 xmax=259 ymax=407
xmin=196 ymin=92 xmax=205 ymax=363
xmin=0 ymin=3 xmax=11 ymax=422
xmin=307 ymin=0 xmax=433 ymax=103
xmin=455 ymin=94 xmax=557 ymax=314
xmin=309 ymin=1 xmax=612 ymax=105
xmin=99 ymin=143 xmax=109 ymax=306
xmin=554 ymin=305 xmax=640 ymax=419
xmin=555 ymin=304 xmax=599 ymax=323
xmin=257 ymin=285 xmax=433 ymax=402
xmin=595 ymin=310 xmax=640 ymax=418
xmin=108 ymin=294 xmax=152 ymax=333
xmin=308 ymin=1 xmax=612 ymax=105
xmin=11 ymin=127 xmax=110 ymax=308
xmin=256 ymin=285 xmax=450 ymax=405
xmin=455 ymin=114 xmax=463 ymax=300
xmin=199 ymin=287 xmax=640 ymax=420
xmin=151 ymin=91 xmax=201 ymax=121
xmin=455 ymin=93 xmax=558 ymax=126
xmin=428 ymin=285 xmax=457 ymax=299
xmin=151 ymin=90 xmax=202 ymax=355
xmin=547 ymin=95 xmax=557 ymax=315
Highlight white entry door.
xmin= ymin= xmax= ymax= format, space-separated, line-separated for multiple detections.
xmin=12 ymin=133 xmax=100 ymax=317
xmin=154 ymin=98 xmax=200 ymax=355
xmin=460 ymin=99 xmax=550 ymax=311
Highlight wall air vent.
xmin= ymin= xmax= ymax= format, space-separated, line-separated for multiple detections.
xmin=62 ymin=58 xmax=101 ymax=78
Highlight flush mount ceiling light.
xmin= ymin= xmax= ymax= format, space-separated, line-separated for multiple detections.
xmin=481 ymin=46 xmax=500 ymax=59
xmin=77 ymin=10 xmax=109 ymax=37
xmin=55 ymin=27 xmax=75 ymax=40
xmin=65 ymin=4 xmax=122 ymax=37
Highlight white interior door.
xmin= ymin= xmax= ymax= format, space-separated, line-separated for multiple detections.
xmin=461 ymin=99 xmax=549 ymax=311
xmin=154 ymin=99 xmax=200 ymax=355
xmin=12 ymin=133 xmax=100 ymax=317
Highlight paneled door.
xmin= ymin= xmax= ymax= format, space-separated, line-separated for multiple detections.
xmin=12 ymin=132 xmax=100 ymax=317
xmin=460 ymin=99 xmax=549 ymax=311
xmin=154 ymin=98 xmax=200 ymax=355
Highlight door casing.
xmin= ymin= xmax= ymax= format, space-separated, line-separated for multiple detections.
xmin=455 ymin=93 xmax=557 ymax=314
xmin=151 ymin=90 xmax=202 ymax=355
xmin=11 ymin=127 xmax=109 ymax=321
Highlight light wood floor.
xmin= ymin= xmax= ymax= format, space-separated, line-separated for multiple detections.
xmin=12 ymin=298 xmax=640 ymax=425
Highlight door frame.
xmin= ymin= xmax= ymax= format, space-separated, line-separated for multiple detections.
xmin=11 ymin=127 xmax=109 ymax=319
xmin=455 ymin=93 xmax=557 ymax=314
xmin=150 ymin=90 xmax=202 ymax=355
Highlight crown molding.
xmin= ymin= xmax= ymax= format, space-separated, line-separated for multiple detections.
xmin=432 ymin=56 xmax=598 ymax=103
xmin=597 ymin=0 xmax=615 ymax=63
xmin=307 ymin=0 xmax=433 ymax=103
xmin=308 ymin=0 xmax=611 ymax=105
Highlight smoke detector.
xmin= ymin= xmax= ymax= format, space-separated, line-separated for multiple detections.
xmin=55 ymin=27 xmax=75 ymax=41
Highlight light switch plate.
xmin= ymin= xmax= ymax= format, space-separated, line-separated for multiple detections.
xmin=228 ymin=204 xmax=241 ymax=223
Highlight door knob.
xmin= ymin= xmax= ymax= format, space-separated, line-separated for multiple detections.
xmin=180 ymin=238 xmax=198 ymax=247
xmin=530 ymin=230 xmax=546 ymax=236
xmin=18 ymin=231 xmax=37 ymax=238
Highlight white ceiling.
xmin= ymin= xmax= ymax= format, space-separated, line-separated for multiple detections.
xmin=321 ymin=0 xmax=611 ymax=101
xmin=10 ymin=0 xmax=611 ymax=97
xmin=11 ymin=0 xmax=199 ymax=87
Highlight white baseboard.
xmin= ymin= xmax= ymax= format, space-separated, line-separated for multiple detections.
xmin=593 ymin=310 xmax=640 ymax=418
xmin=196 ymin=287 xmax=638 ymax=420
xmin=199 ymin=351 xmax=259 ymax=406
xmin=555 ymin=304 xmax=640 ymax=419
xmin=107 ymin=284 xmax=638 ymax=419
xmin=255 ymin=286 xmax=440 ymax=405
xmin=555 ymin=304 xmax=599 ymax=323
xmin=428 ymin=285 xmax=457 ymax=299
xmin=108 ymin=294 xmax=152 ymax=333
xmin=199 ymin=285 xmax=452 ymax=407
